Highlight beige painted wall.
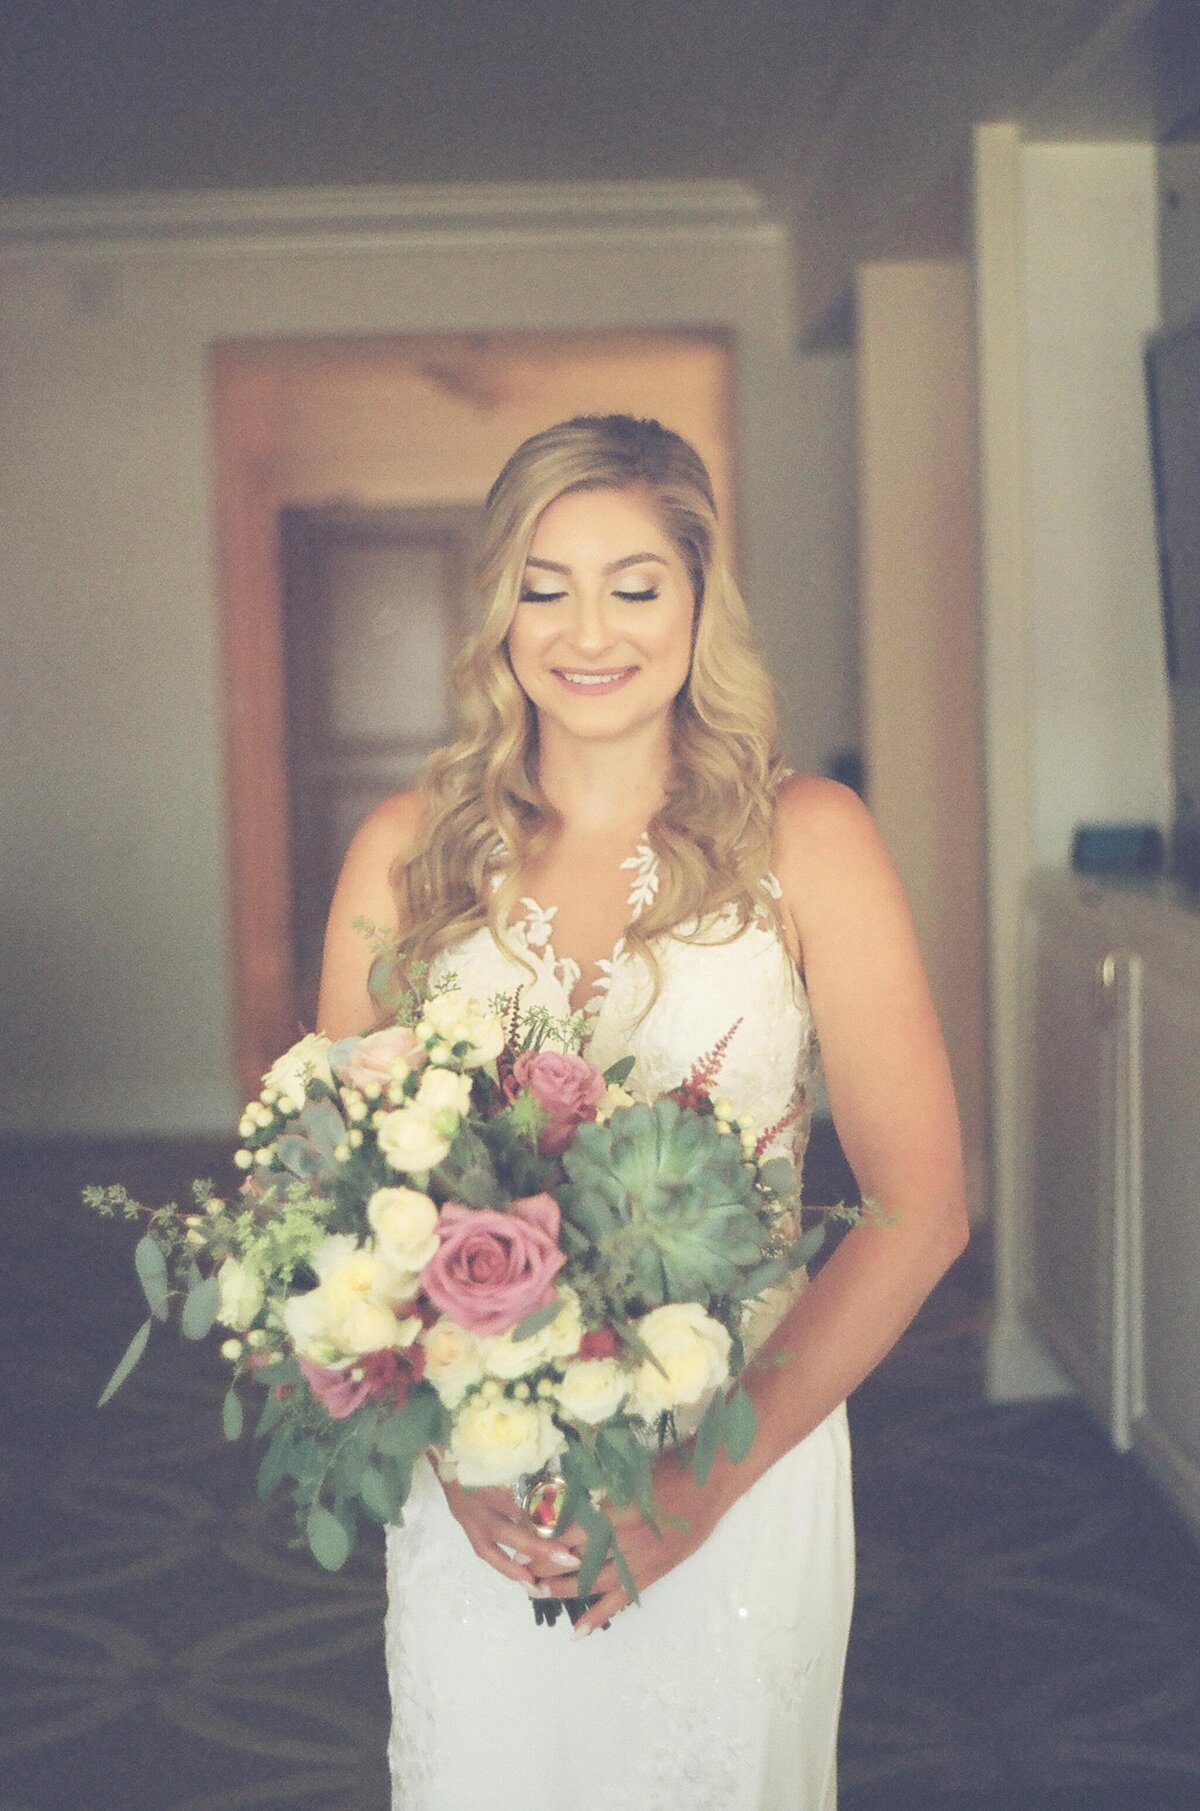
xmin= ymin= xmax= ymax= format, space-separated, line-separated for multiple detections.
xmin=856 ymin=259 xmax=989 ymax=1222
xmin=0 ymin=199 xmax=859 ymax=1133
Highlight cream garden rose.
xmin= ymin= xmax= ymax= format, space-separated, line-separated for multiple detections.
xmin=421 ymin=1317 xmax=486 ymax=1407
xmin=261 ymin=1033 xmax=333 ymax=1107
xmin=367 ymin=1187 xmax=441 ymax=1274
xmin=414 ymin=1067 xmax=473 ymax=1119
xmin=420 ymin=991 xmax=505 ymax=1067
xmin=627 ymin=1301 xmax=732 ymax=1419
xmin=448 ymin=1392 xmax=565 ymax=1487
xmin=555 ymin=1357 xmax=629 ymax=1425
xmin=376 ymin=1104 xmax=452 ymax=1174
xmin=283 ymin=1237 xmax=421 ymax=1362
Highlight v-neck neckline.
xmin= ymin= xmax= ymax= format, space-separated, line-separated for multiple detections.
xmin=507 ymin=833 xmax=659 ymax=1021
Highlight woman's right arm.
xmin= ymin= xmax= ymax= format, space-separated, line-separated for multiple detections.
xmin=315 ymin=791 xmax=425 ymax=1041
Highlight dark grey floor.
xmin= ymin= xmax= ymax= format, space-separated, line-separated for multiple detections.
xmin=2 ymin=1131 xmax=1199 ymax=1811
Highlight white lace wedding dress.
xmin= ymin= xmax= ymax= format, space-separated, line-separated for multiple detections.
xmin=384 ymin=841 xmax=855 ymax=1809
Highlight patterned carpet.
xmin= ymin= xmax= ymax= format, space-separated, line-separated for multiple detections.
xmin=1 ymin=1132 xmax=1199 ymax=1811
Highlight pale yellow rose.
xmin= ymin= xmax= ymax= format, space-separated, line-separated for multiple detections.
xmin=627 ymin=1302 xmax=732 ymax=1419
xmin=215 ymin=1257 xmax=265 ymax=1332
xmin=377 ymin=1104 xmax=452 ymax=1173
xmin=448 ymin=1393 xmax=565 ymax=1487
xmin=555 ymin=1357 xmax=630 ymax=1425
xmin=477 ymin=1286 xmax=584 ymax=1380
xmin=367 ymin=1187 xmax=441 ymax=1273
xmin=261 ymin=1033 xmax=333 ymax=1102
xmin=421 ymin=1317 xmax=486 ymax=1407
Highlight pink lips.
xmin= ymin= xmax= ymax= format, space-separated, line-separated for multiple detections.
xmin=552 ymin=667 xmax=636 ymax=696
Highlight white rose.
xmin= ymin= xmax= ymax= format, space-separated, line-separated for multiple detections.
xmin=477 ymin=1286 xmax=584 ymax=1379
xmin=215 ymin=1257 xmax=265 ymax=1332
xmin=555 ymin=1357 xmax=630 ymax=1425
xmin=367 ymin=1187 xmax=441 ymax=1273
xmin=283 ymin=1284 xmax=339 ymax=1360
xmin=261 ymin=1033 xmax=333 ymax=1101
xmin=627 ymin=1302 xmax=732 ymax=1419
xmin=423 ymin=992 xmax=505 ymax=1067
xmin=415 ymin=1067 xmax=473 ymax=1118
xmin=421 ymin=1317 xmax=486 ymax=1407
xmin=376 ymin=1104 xmax=452 ymax=1173
xmin=308 ymin=1233 xmax=359 ymax=1282
xmin=448 ymin=1394 xmax=565 ymax=1488
xmin=339 ymin=1299 xmax=421 ymax=1357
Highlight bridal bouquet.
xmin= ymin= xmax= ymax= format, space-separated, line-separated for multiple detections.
xmin=86 ymin=970 xmax=856 ymax=1622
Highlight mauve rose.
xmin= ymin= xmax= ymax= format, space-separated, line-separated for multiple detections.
xmin=298 ymin=1345 xmax=426 ymax=1420
xmin=511 ymin=1050 xmax=606 ymax=1155
xmin=333 ymin=1025 xmax=427 ymax=1092
xmin=420 ymin=1194 xmax=566 ymax=1337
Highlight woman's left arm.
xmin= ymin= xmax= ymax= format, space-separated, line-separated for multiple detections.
xmin=571 ymin=775 xmax=970 ymax=1632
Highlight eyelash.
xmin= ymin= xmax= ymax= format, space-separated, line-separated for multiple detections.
xmin=518 ymin=587 xmax=659 ymax=604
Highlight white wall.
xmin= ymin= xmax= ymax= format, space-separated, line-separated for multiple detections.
xmin=974 ymin=130 xmax=1167 ymax=1398
xmin=1022 ymin=144 xmax=1169 ymax=865
xmin=0 ymin=188 xmax=858 ymax=1134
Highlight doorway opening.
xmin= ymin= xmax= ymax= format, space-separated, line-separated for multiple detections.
xmin=212 ymin=331 xmax=734 ymax=1094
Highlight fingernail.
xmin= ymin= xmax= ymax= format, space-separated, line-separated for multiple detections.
xmin=552 ymin=1549 xmax=581 ymax=1570
xmin=571 ymin=1621 xmax=592 ymax=1640
xmin=523 ymin=1581 xmax=552 ymax=1599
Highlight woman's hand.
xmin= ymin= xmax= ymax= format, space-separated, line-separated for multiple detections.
xmin=438 ymin=1477 xmax=584 ymax=1599
xmin=554 ymin=1447 xmax=725 ymax=1638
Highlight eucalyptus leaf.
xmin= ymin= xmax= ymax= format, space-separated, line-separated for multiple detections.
xmin=98 ymin=1316 xmax=153 ymax=1406
xmin=792 ymin=1224 xmax=829 ymax=1268
xmin=222 ymin=1386 xmax=244 ymax=1441
xmin=133 ymin=1236 xmax=170 ymax=1321
xmin=255 ymin=1387 xmax=287 ymax=1439
xmin=307 ymin=1502 xmax=352 ymax=1571
xmin=298 ymin=1098 xmax=346 ymax=1160
xmin=691 ymin=1387 xmax=725 ymax=1488
xmin=573 ymin=1499 xmax=612 ymax=1599
xmin=757 ymin=1157 xmax=795 ymax=1198
xmin=275 ymin=1133 xmax=329 ymax=1183
xmin=181 ymin=1275 xmax=220 ymax=1340
xmin=359 ymin=1462 xmax=402 ymax=1526
xmin=257 ymin=1430 xmax=295 ymax=1500
xmin=603 ymin=1055 xmax=636 ymax=1087
xmin=511 ymin=1299 xmax=560 ymax=1341
xmin=722 ymin=1386 xmax=757 ymax=1464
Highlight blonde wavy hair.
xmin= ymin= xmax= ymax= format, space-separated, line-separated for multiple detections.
xmin=392 ymin=414 xmax=787 ymax=1008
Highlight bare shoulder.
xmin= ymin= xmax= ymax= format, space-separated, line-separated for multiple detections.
xmin=771 ymin=775 xmax=899 ymax=951
xmin=334 ymin=790 xmax=426 ymax=914
xmin=316 ymin=790 xmax=426 ymax=1037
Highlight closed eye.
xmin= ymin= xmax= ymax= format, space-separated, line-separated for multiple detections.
xmin=614 ymin=588 xmax=658 ymax=602
xmin=519 ymin=588 xmax=568 ymax=603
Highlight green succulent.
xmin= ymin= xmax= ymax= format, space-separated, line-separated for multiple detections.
xmin=558 ymin=1098 xmax=767 ymax=1308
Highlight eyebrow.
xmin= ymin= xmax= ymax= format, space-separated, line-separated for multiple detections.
xmin=523 ymin=552 xmax=669 ymax=577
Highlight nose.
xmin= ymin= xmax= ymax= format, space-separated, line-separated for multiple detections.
xmin=562 ymin=588 xmax=616 ymax=658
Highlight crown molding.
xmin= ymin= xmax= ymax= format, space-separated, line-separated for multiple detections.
xmin=0 ymin=180 xmax=782 ymax=256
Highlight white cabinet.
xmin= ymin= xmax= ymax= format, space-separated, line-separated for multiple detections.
xmin=1022 ymin=873 xmax=1200 ymax=1539
xmin=1027 ymin=890 xmax=1139 ymax=1448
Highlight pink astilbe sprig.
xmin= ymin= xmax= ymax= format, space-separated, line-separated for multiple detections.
xmin=753 ymin=1101 xmax=804 ymax=1162
xmin=668 ymin=1017 xmax=744 ymax=1113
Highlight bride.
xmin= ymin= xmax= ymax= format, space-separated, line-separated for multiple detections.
xmin=316 ymin=415 xmax=968 ymax=1809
